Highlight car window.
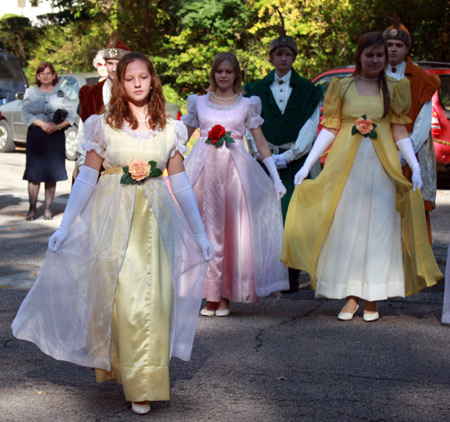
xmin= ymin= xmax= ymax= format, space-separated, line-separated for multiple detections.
xmin=59 ymin=76 xmax=80 ymax=101
xmin=438 ymin=75 xmax=450 ymax=112
xmin=0 ymin=55 xmax=26 ymax=82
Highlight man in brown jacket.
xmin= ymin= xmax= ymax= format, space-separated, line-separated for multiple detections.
xmin=79 ymin=40 xmax=131 ymax=121
xmin=383 ymin=22 xmax=440 ymax=243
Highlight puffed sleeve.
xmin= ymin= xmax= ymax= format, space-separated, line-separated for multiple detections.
xmin=389 ymin=78 xmax=412 ymax=125
xmin=180 ymin=94 xmax=199 ymax=128
xmin=169 ymin=120 xmax=189 ymax=158
xmin=321 ymin=77 xmax=342 ymax=129
xmin=21 ymin=88 xmax=37 ymax=127
xmin=245 ymin=96 xmax=264 ymax=129
xmin=81 ymin=115 xmax=107 ymax=158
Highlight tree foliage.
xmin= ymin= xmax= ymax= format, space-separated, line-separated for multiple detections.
xmin=9 ymin=0 xmax=450 ymax=99
xmin=24 ymin=1 xmax=112 ymax=79
xmin=0 ymin=15 xmax=40 ymax=66
xmin=157 ymin=0 xmax=256 ymax=93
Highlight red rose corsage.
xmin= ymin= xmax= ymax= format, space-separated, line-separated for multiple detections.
xmin=205 ymin=124 xmax=235 ymax=147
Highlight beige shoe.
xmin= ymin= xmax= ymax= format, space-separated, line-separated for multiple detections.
xmin=131 ymin=401 xmax=151 ymax=414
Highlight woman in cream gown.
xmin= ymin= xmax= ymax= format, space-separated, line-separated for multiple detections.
xmin=12 ymin=53 xmax=212 ymax=415
xmin=281 ymin=32 xmax=442 ymax=321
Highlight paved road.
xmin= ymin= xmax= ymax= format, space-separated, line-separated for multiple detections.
xmin=1 ymin=151 xmax=450 ymax=422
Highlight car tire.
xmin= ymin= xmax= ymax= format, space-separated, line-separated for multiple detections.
xmin=65 ymin=125 xmax=78 ymax=161
xmin=0 ymin=120 xmax=15 ymax=152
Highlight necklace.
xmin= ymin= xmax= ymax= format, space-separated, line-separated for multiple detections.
xmin=359 ymin=75 xmax=378 ymax=82
xmin=137 ymin=117 xmax=150 ymax=123
xmin=211 ymin=92 xmax=238 ymax=101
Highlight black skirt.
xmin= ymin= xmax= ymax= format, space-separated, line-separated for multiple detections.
xmin=23 ymin=126 xmax=68 ymax=182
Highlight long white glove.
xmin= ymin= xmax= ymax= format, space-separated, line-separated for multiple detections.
xmin=294 ymin=128 xmax=335 ymax=185
xmin=273 ymin=153 xmax=288 ymax=169
xmin=396 ymin=137 xmax=423 ymax=191
xmin=262 ymin=156 xmax=287 ymax=200
xmin=169 ymin=171 xmax=213 ymax=261
xmin=48 ymin=165 xmax=99 ymax=252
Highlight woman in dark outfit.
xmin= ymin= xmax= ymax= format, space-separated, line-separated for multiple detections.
xmin=22 ymin=62 xmax=76 ymax=220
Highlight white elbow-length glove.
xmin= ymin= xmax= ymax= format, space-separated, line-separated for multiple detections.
xmin=272 ymin=153 xmax=288 ymax=169
xmin=262 ymin=156 xmax=287 ymax=200
xmin=294 ymin=128 xmax=335 ymax=185
xmin=169 ymin=171 xmax=213 ymax=261
xmin=396 ymin=137 xmax=423 ymax=191
xmin=48 ymin=166 xmax=99 ymax=252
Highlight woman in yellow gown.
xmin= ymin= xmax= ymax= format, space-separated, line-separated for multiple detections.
xmin=12 ymin=53 xmax=212 ymax=414
xmin=281 ymin=32 xmax=442 ymax=321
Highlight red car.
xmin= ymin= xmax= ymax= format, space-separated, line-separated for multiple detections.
xmin=311 ymin=62 xmax=450 ymax=168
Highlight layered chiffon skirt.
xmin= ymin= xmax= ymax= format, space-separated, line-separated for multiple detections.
xmin=316 ymin=137 xmax=405 ymax=301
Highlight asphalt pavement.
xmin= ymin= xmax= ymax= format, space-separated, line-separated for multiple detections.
xmin=1 ymin=151 xmax=450 ymax=422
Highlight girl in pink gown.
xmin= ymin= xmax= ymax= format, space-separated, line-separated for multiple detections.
xmin=182 ymin=52 xmax=289 ymax=316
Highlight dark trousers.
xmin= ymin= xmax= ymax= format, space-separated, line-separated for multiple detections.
xmin=258 ymin=158 xmax=303 ymax=293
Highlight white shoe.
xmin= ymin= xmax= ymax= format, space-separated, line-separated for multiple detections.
xmin=200 ymin=307 xmax=215 ymax=317
xmin=131 ymin=401 xmax=151 ymax=415
xmin=363 ymin=311 xmax=379 ymax=322
xmin=337 ymin=304 xmax=359 ymax=321
xmin=215 ymin=308 xmax=230 ymax=317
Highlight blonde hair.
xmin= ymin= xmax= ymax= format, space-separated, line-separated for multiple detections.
xmin=207 ymin=52 xmax=243 ymax=93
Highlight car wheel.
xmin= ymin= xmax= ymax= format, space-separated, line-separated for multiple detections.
xmin=0 ymin=120 xmax=15 ymax=152
xmin=65 ymin=126 xmax=78 ymax=161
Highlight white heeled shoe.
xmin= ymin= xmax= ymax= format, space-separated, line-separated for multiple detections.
xmin=363 ymin=311 xmax=379 ymax=322
xmin=200 ymin=307 xmax=215 ymax=317
xmin=337 ymin=304 xmax=359 ymax=321
xmin=131 ymin=401 xmax=151 ymax=414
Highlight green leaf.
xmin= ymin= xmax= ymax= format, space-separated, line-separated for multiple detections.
xmin=150 ymin=168 xmax=163 ymax=177
xmin=351 ymin=125 xmax=358 ymax=136
xmin=148 ymin=161 xmax=163 ymax=178
xmin=120 ymin=173 xmax=137 ymax=185
xmin=224 ymin=132 xmax=235 ymax=143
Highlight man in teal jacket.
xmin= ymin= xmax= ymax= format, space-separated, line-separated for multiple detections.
xmin=245 ymin=31 xmax=323 ymax=292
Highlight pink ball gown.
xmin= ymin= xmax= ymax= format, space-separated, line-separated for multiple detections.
xmin=182 ymin=93 xmax=288 ymax=304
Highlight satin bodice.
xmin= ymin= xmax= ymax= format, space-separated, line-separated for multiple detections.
xmin=182 ymin=93 xmax=264 ymax=141
xmin=102 ymin=123 xmax=175 ymax=170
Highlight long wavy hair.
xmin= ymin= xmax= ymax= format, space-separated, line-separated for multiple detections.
xmin=35 ymin=62 xmax=58 ymax=87
xmin=106 ymin=52 xmax=166 ymax=130
xmin=352 ymin=32 xmax=390 ymax=118
xmin=207 ymin=52 xmax=243 ymax=93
